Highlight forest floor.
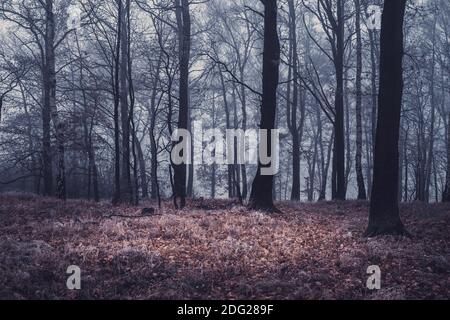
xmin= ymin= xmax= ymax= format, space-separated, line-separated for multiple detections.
xmin=0 ymin=193 xmax=449 ymax=300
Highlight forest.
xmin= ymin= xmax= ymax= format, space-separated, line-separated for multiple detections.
xmin=0 ymin=0 xmax=449 ymax=300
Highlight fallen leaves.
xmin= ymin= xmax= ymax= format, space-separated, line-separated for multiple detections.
xmin=0 ymin=195 xmax=449 ymax=300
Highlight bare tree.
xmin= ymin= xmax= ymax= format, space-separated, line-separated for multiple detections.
xmin=366 ymin=0 xmax=409 ymax=237
xmin=248 ymin=0 xmax=280 ymax=211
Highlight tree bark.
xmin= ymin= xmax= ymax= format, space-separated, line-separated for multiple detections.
xmin=248 ymin=0 xmax=280 ymax=212
xmin=287 ymin=0 xmax=301 ymax=201
xmin=112 ymin=0 xmax=123 ymax=205
xmin=173 ymin=0 xmax=191 ymax=209
xmin=45 ymin=0 xmax=66 ymax=200
xmin=442 ymin=114 xmax=450 ymax=202
xmin=333 ymin=0 xmax=346 ymax=201
xmin=119 ymin=0 xmax=133 ymax=204
xmin=366 ymin=0 xmax=409 ymax=237
xmin=355 ymin=0 xmax=367 ymax=200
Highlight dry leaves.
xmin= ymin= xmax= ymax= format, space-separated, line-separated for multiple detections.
xmin=0 ymin=194 xmax=449 ymax=300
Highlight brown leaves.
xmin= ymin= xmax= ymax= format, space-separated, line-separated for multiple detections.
xmin=0 ymin=194 xmax=449 ymax=300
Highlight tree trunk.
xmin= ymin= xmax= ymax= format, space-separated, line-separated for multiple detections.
xmin=112 ymin=0 xmax=123 ymax=205
xmin=425 ymin=14 xmax=437 ymax=202
xmin=135 ymin=137 xmax=148 ymax=199
xmin=355 ymin=0 xmax=367 ymax=200
xmin=442 ymin=114 xmax=450 ymax=202
xmin=248 ymin=0 xmax=280 ymax=212
xmin=149 ymin=55 xmax=162 ymax=200
xmin=333 ymin=0 xmax=346 ymax=201
xmin=173 ymin=0 xmax=191 ymax=209
xmin=45 ymin=0 xmax=66 ymax=200
xmin=287 ymin=0 xmax=300 ymax=201
xmin=119 ymin=0 xmax=132 ymax=204
xmin=366 ymin=0 xmax=409 ymax=237
xmin=219 ymin=70 xmax=234 ymax=199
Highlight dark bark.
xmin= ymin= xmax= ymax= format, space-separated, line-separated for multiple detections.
xmin=333 ymin=0 xmax=346 ymax=201
xmin=248 ymin=0 xmax=280 ymax=212
xmin=366 ymin=0 xmax=409 ymax=237
xmin=173 ymin=0 xmax=191 ymax=209
xmin=287 ymin=0 xmax=300 ymax=201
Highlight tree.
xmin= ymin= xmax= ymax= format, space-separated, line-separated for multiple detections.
xmin=248 ymin=0 xmax=280 ymax=211
xmin=287 ymin=0 xmax=306 ymax=201
xmin=303 ymin=0 xmax=347 ymax=200
xmin=119 ymin=0 xmax=133 ymax=204
xmin=355 ymin=0 xmax=367 ymax=200
xmin=173 ymin=0 xmax=191 ymax=209
xmin=0 ymin=0 xmax=73 ymax=199
xmin=366 ymin=0 xmax=409 ymax=237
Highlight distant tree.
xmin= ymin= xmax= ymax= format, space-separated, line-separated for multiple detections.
xmin=355 ymin=0 xmax=367 ymax=200
xmin=286 ymin=0 xmax=306 ymax=201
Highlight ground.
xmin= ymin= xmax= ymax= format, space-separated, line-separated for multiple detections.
xmin=0 ymin=193 xmax=449 ymax=300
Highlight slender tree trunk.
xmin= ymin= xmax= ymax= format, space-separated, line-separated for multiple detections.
xmin=119 ymin=0 xmax=132 ymax=204
xmin=287 ymin=0 xmax=300 ymax=201
xmin=219 ymin=70 xmax=234 ymax=199
xmin=425 ymin=14 xmax=437 ymax=202
xmin=320 ymin=131 xmax=334 ymax=201
xmin=149 ymin=55 xmax=162 ymax=200
xmin=46 ymin=0 xmax=66 ymax=200
xmin=331 ymin=0 xmax=346 ymax=201
xmin=232 ymin=85 xmax=243 ymax=203
xmin=366 ymin=0 xmax=409 ymax=237
xmin=135 ymin=137 xmax=148 ymax=199
xmin=187 ymin=104 xmax=194 ymax=197
xmin=355 ymin=0 xmax=367 ymax=200
xmin=41 ymin=63 xmax=53 ymax=197
xmin=442 ymin=114 xmax=450 ymax=202
xmin=368 ymin=26 xmax=379 ymax=198
xmin=404 ymin=129 xmax=409 ymax=202
xmin=344 ymin=68 xmax=351 ymax=194
xmin=112 ymin=0 xmax=123 ymax=205
xmin=239 ymin=68 xmax=248 ymax=200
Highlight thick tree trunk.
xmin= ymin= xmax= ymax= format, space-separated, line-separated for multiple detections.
xmin=366 ymin=0 xmax=409 ymax=237
xmin=173 ymin=0 xmax=191 ymax=209
xmin=248 ymin=0 xmax=280 ymax=212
